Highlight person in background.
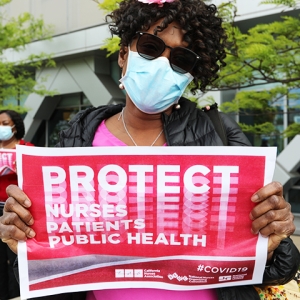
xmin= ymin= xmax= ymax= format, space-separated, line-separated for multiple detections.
xmin=0 ymin=0 xmax=300 ymax=299
xmin=261 ymin=139 xmax=269 ymax=147
xmin=0 ymin=110 xmax=33 ymax=300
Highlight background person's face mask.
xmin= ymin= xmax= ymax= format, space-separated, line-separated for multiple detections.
xmin=0 ymin=125 xmax=15 ymax=141
xmin=120 ymin=48 xmax=193 ymax=114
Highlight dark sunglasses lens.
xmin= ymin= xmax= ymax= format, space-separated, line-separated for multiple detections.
xmin=137 ymin=34 xmax=165 ymax=60
xmin=171 ymin=47 xmax=198 ymax=74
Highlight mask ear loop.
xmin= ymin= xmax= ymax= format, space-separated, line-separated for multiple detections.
xmin=119 ymin=60 xmax=125 ymax=90
xmin=11 ymin=125 xmax=17 ymax=135
xmin=119 ymin=45 xmax=131 ymax=90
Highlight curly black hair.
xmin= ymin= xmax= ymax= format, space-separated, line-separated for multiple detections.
xmin=0 ymin=110 xmax=25 ymax=140
xmin=106 ymin=0 xmax=227 ymax=92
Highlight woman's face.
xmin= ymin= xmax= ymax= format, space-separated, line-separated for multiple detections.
xmin=0 ymin=113 xmax=17 ymax=142
xmin=0 ymin=113 xmax=15 ymax=128
xmin=119 ymin=20 xmax=188 ymax=73
xmin=118 ymin=20 xmax=194 ymax=115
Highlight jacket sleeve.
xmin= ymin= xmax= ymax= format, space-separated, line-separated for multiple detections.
xmin=262 ymin=237 xmax=300 ymax=286
xmin=219 ymin=112 xmax=251 ymax=146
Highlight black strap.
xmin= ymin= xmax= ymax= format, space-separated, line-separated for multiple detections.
xmin=202 ymin=103 xmax=228 ymax=146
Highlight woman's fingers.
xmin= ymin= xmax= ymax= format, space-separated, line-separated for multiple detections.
xmin=249 ymin=181 xmax=295 ymax=255
xmin=0 ymin=185 xmax=36 ymax=254
xmin=1 ymin=208 xmax=35 ymax=240
xmin=250 ymin=197 xmax=293 ymax=235
xmin=6 ymin=184 xmax=32 ymax=208
xmin=0 ymin=212 xmax=31 ymax=254
xmin=251 ymin=181 xmax=283 ymax=204
xmin=4 ymin=195 xmax=34 ymax=227
xmin=250 ymin=181 xmax=294 ymax=235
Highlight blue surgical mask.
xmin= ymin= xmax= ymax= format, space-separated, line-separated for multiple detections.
xmin=0 ymin=125 xmax=15 ymax=141
xmin=120 ymin=48 xmax=193 ymax=114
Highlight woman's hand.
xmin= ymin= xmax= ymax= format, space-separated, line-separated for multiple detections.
xmin=0 ymin=184 xmax=36 ymax=254
xmin=250 ymin=181 xmax=295 ymax=260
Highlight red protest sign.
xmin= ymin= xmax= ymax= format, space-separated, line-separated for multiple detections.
xmin=0 ymin=149 xmax=16 ymax=176
xmin=16 ymin=146 xmax=276 ymax=299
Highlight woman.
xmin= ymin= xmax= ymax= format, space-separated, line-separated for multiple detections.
xmin=0 ymin=110 xmax=33 ymax=300
xmin=0 ymin=0 xmax=299 ymax=299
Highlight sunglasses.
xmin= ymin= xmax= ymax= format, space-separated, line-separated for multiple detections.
xmin=136 ymin=32 xmax=200 ymax=74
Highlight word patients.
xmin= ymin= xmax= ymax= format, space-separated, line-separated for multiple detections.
xmin=43 ymin=163 xmax=239 ymax=248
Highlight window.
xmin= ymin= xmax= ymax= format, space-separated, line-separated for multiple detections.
xmin=32 ymin=92 xmax=92 ymax=147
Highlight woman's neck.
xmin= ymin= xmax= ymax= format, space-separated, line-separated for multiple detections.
xmin=106 ymin=100 xmax=171 ymax=146
xmin=123 ymin=100 xmax=165 ymax=131
xmin=0 ymin=137 xmax=19 ymax=149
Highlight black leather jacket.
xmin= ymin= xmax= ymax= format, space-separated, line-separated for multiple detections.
xmin=58 ymin=97 xmax=250 ymax=148
xmin=22 ymin=98 xmax=300 ymax=300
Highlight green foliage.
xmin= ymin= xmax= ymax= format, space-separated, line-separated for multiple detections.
xmin=97 ymin=0 xmax=121 ymax=13
xmin=260 ymin=0 xmax=300 ymax=7
xmin=215 ymin=0 xmax=237 ymax=23
xmin=101 ymin=37 xmax=121 ymax=57
xmin=0 ymin=0 xmax=54 ymax=111
xmin=283 ymin=122 xmax=300 ymax=137
xmin=220 ymin=86 xmax=288 ymax=113
xmin=0 ymin=103 xmax=28 ymax=114
xmin=213 ymin=0 xmax=300 ymax=139
xmin=220 ymin=89 xmax=279 ymax=135
xmin=0 ymin=0 xmax=12 ymax=6
xmin=213 ymin=13 xmax=300 ymax=90
xmin=239 ymin=122 xmax=276 ymax=135
xmin=93 ymin=0 xmax=122 ymax=13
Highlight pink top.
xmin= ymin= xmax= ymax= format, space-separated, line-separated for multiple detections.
xmin=88 ymin=120 xmax=218 ymax=300
xmin=92 ymin=120 xmax=127 ymax=147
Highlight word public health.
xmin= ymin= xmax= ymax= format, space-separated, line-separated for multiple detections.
xmin=42 ymin=163 xmax=239 ymax=248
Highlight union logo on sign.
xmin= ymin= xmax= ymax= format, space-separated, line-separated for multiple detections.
xmin=219 ymin=276 xmax=231 ymax=281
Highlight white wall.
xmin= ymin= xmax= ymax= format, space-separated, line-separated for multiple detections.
xmin=0 ymin=0 xmax=105 ymax=35
xmin=211 ymin=0 xmax=289 ymax=20
xmin=0 ymin=0 xmax=290 ymax=37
